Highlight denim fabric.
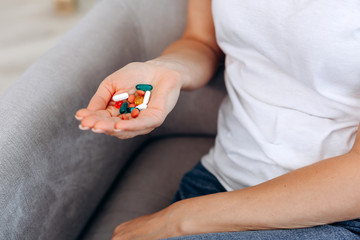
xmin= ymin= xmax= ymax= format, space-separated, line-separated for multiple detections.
xmin=172 ymin=162 xmax=227 ymax=202
xmin=169 ymin=162 xmax=360 ymax=240
xmin=166 ymin=222 xmax=360 ymax=240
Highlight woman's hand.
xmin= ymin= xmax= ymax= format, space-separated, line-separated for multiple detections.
xmin=75 ymin=61 xmax=182 ymax=139
xmin=110 ymin=194 xmax=232 ymax=240
xmin=111 ymin=202 xmax=185 ymax=240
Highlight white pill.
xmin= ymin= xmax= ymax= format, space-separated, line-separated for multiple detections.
xmin=136 ymin=103 xmax=147 ymax=110
xmin=143 ymin=91 xmax=151 ymax=104
xmin=112 ymin=92 xmax=129 ymax=102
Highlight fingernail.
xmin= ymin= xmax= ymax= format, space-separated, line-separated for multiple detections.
xmin=114 ymin=128 xmax=123 ymax=132
xmin=75 ymin=115 xmax=83 ymax=120
xmin=92 ymin=128 xmax=105 ymax=133
xmin=79 ymin=124 xmax=90 ymax=130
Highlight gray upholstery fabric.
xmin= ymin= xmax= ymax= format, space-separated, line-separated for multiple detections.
xmin=0 ymin=0 xmax=188 ymax=239
xmin=0 ymin=0 xmax=226 ymax=239
xmin=78 ymin=136 xmax=215 ymax=240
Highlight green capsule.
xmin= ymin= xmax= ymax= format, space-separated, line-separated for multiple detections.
xmin=136 ymin=84 xmax=153 ymax=91
xmin=119 ymin=102 xmax=128 ymax=114
xmin=129 ymin=107 xmax=135 ymax=113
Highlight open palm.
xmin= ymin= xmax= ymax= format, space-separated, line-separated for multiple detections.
xmin=75 ymin=62 xmax=182 ymax=139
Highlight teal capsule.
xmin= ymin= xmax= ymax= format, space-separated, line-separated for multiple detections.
xmin=129 ymin=107 xmax=135 ymax=113
xmin=126 ymin=107 xmax=134 ymax=113
xmin=136 ymin=84 xmax=153 ymax=91
xmin=119 ymin=102 xmax=128 ymax=114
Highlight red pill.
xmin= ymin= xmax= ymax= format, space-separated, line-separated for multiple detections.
xmin=131 ymin=108 xmax=140 ymax=118
xmin=136 ymin=90 xmax=145 ymax=96
xmin=121 ymin=114 xmax=129 ymax=120
xmin=128 ymin=94 xmax=135 ymax=104
xmin=115 ymin=101 xmax=124 ymax=109
xmin=128 ymin=103 xmax=136 ymax=108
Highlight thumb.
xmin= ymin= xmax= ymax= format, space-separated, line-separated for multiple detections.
xmin=87 ymin=82 xmax=115 ymax=111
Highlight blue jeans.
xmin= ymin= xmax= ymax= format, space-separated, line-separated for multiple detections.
xmin=168 ymin=162 xmax=360 ymax=240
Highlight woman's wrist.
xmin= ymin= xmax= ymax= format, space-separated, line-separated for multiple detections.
xmin=146 ymin=57 xmax=190 ymax=90
xmin=166 ymin=192 xmax=250 ymax=236
xmin=164 ymin=200 xmax=195 ymax=236
xmin=165 ymin=197 xmax=224 ymax=236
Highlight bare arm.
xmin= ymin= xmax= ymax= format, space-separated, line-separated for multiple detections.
xmin=148 ymin=0 xmax=223 ymax=90
xmin=111 ymin=128 xmax=360 ymax=239
xmin=172 ymin=125 xmax=360 ymax=234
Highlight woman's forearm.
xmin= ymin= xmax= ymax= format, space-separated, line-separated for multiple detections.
xmin=171 ymin=151 xmax=360 ymax=235
xmin=146 ymin=0 xmax=223 ymax=91
xmin=147 ymin=37 xmax=223 ymax=91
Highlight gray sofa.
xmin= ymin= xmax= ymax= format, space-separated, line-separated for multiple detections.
xmin=0 ymin=0 xmax=226 ymax=239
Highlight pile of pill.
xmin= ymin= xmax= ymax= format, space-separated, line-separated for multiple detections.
xmin=112 ymin=84 xmax=153 ymax=120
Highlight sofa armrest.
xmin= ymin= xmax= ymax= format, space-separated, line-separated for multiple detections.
xmin=0 ymin=0 xmax=188 ymax=239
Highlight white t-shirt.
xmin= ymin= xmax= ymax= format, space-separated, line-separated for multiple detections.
xmin=201 ymin=0 xmax=360 ymax=191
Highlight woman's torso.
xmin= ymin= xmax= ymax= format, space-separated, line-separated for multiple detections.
xmin=201 ymin=0 xmax=360 ymax=190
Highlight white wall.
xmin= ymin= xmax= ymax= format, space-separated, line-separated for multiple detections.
xmin=0 ymin=0 xmax=96 ymax=94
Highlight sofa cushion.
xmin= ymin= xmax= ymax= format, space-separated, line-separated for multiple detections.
xmin=78 ymin=136 xmax=215 ymax=240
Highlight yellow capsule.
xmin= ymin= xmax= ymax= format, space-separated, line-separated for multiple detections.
xmin=134 ymin=96 xmax=144 ymax=105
